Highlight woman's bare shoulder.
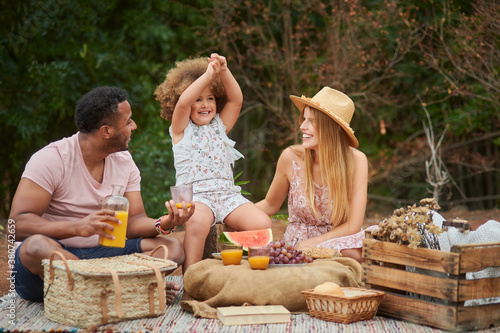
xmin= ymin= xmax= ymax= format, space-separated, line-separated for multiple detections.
xmin=352 ymin=148 xmax=368 ymax=175
xmin=352 ymin=148 xmax=367 ymax=162
xmin=279 ymin=145 xmax=303 ymax=164
xmin=287 ymin=145 xmax=304 ymax=158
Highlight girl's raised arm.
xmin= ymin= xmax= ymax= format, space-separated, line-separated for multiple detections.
xmin=214 ymin=54 xmax=243 ymax=133
xmin=170 ymin=60 xmax=220 ymax=141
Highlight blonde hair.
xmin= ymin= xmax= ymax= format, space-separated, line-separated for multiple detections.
xmin=300 ymin=107 xmax=354 ymax=228
xmin=154 ymin=57 xmax=227 ymax=120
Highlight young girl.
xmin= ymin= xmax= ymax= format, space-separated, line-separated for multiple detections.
xmin=155 ymin=54 xmax=272 ymax=272
xmin=256 ymin=87 xmax=377 ymax=263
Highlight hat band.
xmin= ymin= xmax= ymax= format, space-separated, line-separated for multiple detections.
xmin=300 ymin=96 xmax=353 ymax=132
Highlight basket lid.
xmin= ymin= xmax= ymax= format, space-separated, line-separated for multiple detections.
xmin=42 ymin=253 xmax=177 ymax=277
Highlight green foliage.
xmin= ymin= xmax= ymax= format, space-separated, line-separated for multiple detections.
xmin=0 ymin=0 xmax=213 ymax=219
xmin=0 ymin=0 xmax=498 ymax=222
xmin=234 ymin=171 xmax=251 ymax=196
xmin=271 ymin=213 xmax=289 ymax=223
xmin=206 ymin=0 xmax=500 ymax=209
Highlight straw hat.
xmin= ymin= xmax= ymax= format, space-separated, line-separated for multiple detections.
xmin=290 ymin=87 xmax=358 ymax=147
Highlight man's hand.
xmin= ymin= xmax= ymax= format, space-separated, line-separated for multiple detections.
xmin=160 ymin=200 xmax=195 ymax=230
xmin=76 ymin=209 xmax=119 ymax=239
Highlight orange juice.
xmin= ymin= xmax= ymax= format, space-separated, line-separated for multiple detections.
xmin=248 ymin=256 xmax=270 ymax=270
xmin=99 ymin=211 xmax=128 ymax=248
xmin=221 ymin=249 xmax=243 ymax=265
xmin=175 ymin=203 xmax=192 ymax=208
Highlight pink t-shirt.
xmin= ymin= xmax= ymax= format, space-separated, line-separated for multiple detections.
xmin=21 ymin=133 xmax=141 ymax=248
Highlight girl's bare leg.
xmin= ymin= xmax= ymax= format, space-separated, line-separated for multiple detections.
xmin=182 ymin=203 xmax=214 ymax=274
xmin=224 ymin=202 xmax=272 ymax=231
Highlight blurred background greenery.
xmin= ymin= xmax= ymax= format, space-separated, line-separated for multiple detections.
xmin=1 ymin=0 xmax=498 ymax=222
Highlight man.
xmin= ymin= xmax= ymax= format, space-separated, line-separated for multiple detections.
xmin=10 ymin=86 xmax=194 ymax=303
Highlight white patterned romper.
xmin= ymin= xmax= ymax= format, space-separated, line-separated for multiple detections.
xmin=169 ymin=114 xmax=248 ymax=224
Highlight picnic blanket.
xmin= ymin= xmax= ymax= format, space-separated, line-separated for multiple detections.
xmin=181 ymin=257 xmax=363 ymax=318
xmin=0 ymin=275 xmax=449 ymax=333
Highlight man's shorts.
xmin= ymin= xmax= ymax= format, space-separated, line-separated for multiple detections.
xmin=14 ymin=236 xmax=142 ymax=302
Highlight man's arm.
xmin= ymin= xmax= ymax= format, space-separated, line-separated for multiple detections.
xmin=10 ymin=178 xmax=116 ymax=241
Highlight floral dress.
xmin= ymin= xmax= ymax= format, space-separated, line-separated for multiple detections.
xmin=283 ymin=160 xmax=376 ymax=251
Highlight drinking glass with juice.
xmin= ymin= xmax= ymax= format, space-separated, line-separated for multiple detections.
xmin=170 ymin=185 xmax=193 ymax=208
xmin=99 ymin=185 xmax=129 ymax=248
xmin=99 ymin=211 xmax=128 ymax=248
xmin=248 ymin=246 xmax=271 ymax=270
xmin=220 ymin=243 xmax=243 ymax=265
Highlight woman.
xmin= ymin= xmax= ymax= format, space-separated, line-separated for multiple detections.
xmin=257 ymin=87 xmax=375 ymax=263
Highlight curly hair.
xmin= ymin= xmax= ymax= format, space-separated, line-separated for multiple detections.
xmin=154 ymin=57 xmax=227 ymax=121
xmin=75 ymin=86 xmax=128 ymax=133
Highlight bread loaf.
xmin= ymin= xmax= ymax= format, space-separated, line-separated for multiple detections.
xmin=301 ymin=247 xmax=341 ymax=259
xmin=313 ymin=282 xmax=345 ymax=296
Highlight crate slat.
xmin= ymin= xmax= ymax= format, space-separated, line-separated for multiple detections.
xmin=451 ymin=242 xmax=500 ymax=273
xmin=456 ymin=302 xmax=500 ymax=331
xmin=378 ymin=292 xmax=500 ymax=332
xmin=363 ymin=238 xmax=460 ymax=274
xmin=365 ymin=264 xmax=500 ymax=302
xmin=377 ymin=292 xmax=459 ymax=331
xmin=458 ymin=278 xmax=500 ymax=301
xmin=363 ymin=263 xmax=459 ymax=301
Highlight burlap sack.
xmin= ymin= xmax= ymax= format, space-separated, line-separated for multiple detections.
xmin=180 ymin=258 xmax=363 ymax=318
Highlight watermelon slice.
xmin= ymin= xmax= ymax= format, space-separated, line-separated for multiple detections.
xmin=218 ymin=228 xmax=273 ymax=254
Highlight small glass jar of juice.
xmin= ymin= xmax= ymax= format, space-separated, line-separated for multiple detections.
xmin=248 ymin=246 xmax=271 ymax=270
xmin=220 ymin=243 xmax=243 ymax=265
xmin=170 ymin=185 xmax=193 ymax=208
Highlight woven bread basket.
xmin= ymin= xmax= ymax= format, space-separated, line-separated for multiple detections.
xmin=42 ymin=245 xmax=177 ymax=328
xmin=301 ymin=287 xmax=384 ymax=323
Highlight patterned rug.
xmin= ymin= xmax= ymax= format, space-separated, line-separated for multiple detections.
xmin=0 ymin=276 xmax=495 ymax=333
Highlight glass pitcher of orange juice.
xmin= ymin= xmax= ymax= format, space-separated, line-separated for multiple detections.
xmin=99 ymin=185 xmax=129 ymax=248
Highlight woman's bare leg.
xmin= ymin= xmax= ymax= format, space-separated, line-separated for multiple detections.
xmin=340 ymin=248 xmax=364 ymax=263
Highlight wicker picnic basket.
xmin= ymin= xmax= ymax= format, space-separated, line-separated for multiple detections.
xmin=301 ymin=287 xmax=385 ymax=324
xmin=42 ymin=245 xmax=177 ymax=328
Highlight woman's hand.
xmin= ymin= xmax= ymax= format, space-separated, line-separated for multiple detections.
xmin=295 ymin=237 xmax=321 ymax=250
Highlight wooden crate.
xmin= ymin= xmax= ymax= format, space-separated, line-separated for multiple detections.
xmin=362 ymin=231 xmax=500 ymax=332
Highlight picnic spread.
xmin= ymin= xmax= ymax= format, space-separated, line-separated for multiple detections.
xmin=180 ymin=257 xmax=363 ymax=318
xmin=3 ymin=198 xmax=499 ymax=332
